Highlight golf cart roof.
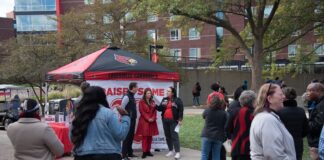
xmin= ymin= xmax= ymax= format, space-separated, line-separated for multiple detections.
xmin=0 ymin=84 xmax=27 ymax=91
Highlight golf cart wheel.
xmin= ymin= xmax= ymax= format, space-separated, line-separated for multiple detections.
xmin=4 ymin=119 xmax=12 ymax=130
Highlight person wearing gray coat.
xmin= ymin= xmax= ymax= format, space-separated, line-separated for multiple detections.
xmin=7 ymin=99 xmax=64 ymax=160
xmin=250 ymin=83 xmax=296 ymax=160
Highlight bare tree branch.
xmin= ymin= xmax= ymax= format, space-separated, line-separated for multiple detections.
xmin=262 ymin=0 xmax=280 ymax=34
xmin=265 ymin=21 xmax=324 ymax=53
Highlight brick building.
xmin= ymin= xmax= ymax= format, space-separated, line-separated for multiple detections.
xmin=11 ymin=0 xmax=324 ymax=65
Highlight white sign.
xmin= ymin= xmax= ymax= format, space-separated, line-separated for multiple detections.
xmin=88 ymin=80 xmax=173 ymax=150
xmin=44 ymin=115 xmax=55 ymax=123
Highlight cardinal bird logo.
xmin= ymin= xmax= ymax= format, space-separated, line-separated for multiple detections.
xmin=114 ymin=54 xmax=138 ymax=65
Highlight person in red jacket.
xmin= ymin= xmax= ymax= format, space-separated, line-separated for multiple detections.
xmin=136 ymin=88 xmax=159 ymax=159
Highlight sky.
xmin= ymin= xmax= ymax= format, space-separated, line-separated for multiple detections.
xmin=0 ymin=0 xmax=14 ymax=17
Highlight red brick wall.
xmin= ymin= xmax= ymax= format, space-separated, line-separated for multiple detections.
xmin=0 ymin=18 xmax=15 ymax=42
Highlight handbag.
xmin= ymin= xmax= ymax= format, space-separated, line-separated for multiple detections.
xmin=223 ymin=139 xmax=232 ymax=153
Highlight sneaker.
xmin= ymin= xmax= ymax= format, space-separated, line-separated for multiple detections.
xmin=193 ymin=105 xmax=197 ymax=108
xmin=165 ymin=151 xmax=174 ymax=157
xmin=174 ymin=152 xmax=181 ymax=159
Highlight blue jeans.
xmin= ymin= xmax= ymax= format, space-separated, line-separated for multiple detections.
xmin=193 ymin=96 xmax=200 ymax=105
xmin=201 ymin=137 xmax=222 ymax=160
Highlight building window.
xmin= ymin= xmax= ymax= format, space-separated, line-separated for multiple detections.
xmin=215 ymin=12 xmax=224 ymax=19
xmin=216 ymin=27 xmax=223 ymax=48
xmin=103 ymin=14 xmax=113 ymax=24
xmin=291 ymin=30 xmax=301 ymax=36
xmin=102 ymin=0 xmax=112 ymax=4
xmin=314 ymin=43 xmax=324 ymax=55
xmin=16 ymin=15 xmax=57 ymax=32
xmin=314 ymin=22 xmax=324 ymax=35
xmin=189 ymin=28 xmax=200 ymax=40
xmin=126 ymin=31 xmax=136 ymax=39
xmin=85 ymin=33 xmax=96 ymax=41
xmin=84 ymin=0 xmax=94 ymax=5
xmin=15 ymin=0 xmax=56 ymax=12
xmin=189 ymin=48 xmax=201 ymax=60
xmin=170 ymin=29 xmax=181 ymax=41
xmin=288 ymin=44 xmax=299 ymax=57
xmin=147 ymin=29 xmax=156 ymax=41
xmin=170 ymin=49 xmax=182 ymax=61
xmin=85 ymin=13 xmax=95 ymax=25
xmin=147 ymin=15 xmax=158 ymax=22
xmin=125 ymin=12 xmax=135 ymax=22
xmin=264 ymin=5 xmax=273 ymax=18
xmin=104 ymin=32 xmax=112 ymax=43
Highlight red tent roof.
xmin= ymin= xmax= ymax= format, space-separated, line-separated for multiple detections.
xmin=47 ymin=47 xmax=180 ymax=83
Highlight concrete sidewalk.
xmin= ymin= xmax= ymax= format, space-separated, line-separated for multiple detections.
xmin=59 ymin=148 xmax=201 ymax=160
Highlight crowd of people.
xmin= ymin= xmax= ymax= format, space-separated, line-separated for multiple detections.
xmin=4 ymin=78 xmax=324 ymax=160
xmin=200 ymin=79 xmax=324 ymax=160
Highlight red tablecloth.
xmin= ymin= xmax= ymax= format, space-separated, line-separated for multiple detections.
xmin=48 ymin=123 xmax=73 ymax=154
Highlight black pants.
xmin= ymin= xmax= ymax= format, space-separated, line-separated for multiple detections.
xmin=232 ymin=155 xmax=251 ymax=160
xmin=162 ymin=119 xmax=180 ymax=152
xmin=74 ymin=154 xmax=121 ymax=160
xmin=122 ymin=118 xmax=136 ymax=157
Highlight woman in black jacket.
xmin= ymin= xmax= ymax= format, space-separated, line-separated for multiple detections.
xmin=156 ymin=86 xmax=183 ymax=159
xmin=278 ymin=87 xmax=308 ymax=160
xmin=201 ymin=94 xmax=227 ymax=160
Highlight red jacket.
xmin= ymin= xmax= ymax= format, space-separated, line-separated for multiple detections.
xmin=136 ymin=99 xmax=159 ymax=137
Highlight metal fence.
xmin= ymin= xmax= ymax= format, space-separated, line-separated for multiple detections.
xmin=159 ymin=55 xmax=324 ymax=73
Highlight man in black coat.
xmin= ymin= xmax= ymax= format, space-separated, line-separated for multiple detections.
xmin=121 ymin=82 xmax=138 ymax=160
xmin=278 ymin=87 xmax=308 ymax=160
xmin=306 ymin=82 xmax=324 ymax=159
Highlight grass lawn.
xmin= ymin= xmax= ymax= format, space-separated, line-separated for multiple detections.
xmin=179 ymin=115 xmax=312 ymax=160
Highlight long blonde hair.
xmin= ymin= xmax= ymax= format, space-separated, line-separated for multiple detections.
xmin=254 ymin=83 xmax=279 ymax=115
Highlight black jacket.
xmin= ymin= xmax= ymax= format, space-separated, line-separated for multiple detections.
xmin=156 ymin=96 xmax=184 ymax=121
xmin=201 ymin=108 xmax=227 ymax=142
xmin=124 ymin=90 xmax=137 ymax=119
xmin=307 ymin=97 xmax=324 ymax=148
xmin=278 ymin=100 xmax=308 ymax=160
xmin=225 ymin=100 xmax=241 ymax=139
xmin=192 ymin=84 xmax=201 ymax=97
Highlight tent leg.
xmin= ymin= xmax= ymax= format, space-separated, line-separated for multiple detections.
xmin=45 ymin=82 xmax=48 ymax=115
xmin=176 ymin=82 xmax=180 ymax=97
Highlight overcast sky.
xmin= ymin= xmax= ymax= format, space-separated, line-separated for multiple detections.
xmin=0 ymin=0 xmax=14 ymax=18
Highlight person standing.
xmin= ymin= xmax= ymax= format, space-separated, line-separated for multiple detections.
xmin=250 ymin=83 xmax=296 ymax=160
xmin=306 ymin=82 xmax=324 ymax=160
xmin=136 ymin=88 xmax=159 ymax=159
xmin=231 ymin=90 xmax=256 ymax=160
xmin=7 ymin=99 xmax=64 ymax=160
xmin=278 ymin=87 xmax=308 ymax=160
xmin=71 ymin=86 xmax=130 ymax=160
xmin=157 ymin=86 xmax=183 ymax=159
xmin=10 ymin=95 xmax=21 ymax=118
xmin=225 ymin=86 xmax=245 ymax=140
xmin=192 ymin=82 xmax=202 ymax=107
xmin=74 ymin=81 xmax=90 ymax=105
xmin=121 ymin=82 xmax=139 ymax=160
xmin=201 ymin=95 xmax=227 ymax=160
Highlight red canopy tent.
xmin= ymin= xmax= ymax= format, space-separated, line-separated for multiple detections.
xmin=46 ymin=47 xmax=180 ymax=83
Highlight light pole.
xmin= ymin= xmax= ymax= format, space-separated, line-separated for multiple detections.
xmin=149 ymin=45 xmax=163 ymax=62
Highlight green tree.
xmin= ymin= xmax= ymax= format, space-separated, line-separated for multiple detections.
xmin=0 ymin=34 xmax=65 ymax=113
xmin=138 ymin=0 xmax=324 ymax=90
xmin=59 ymin=0 xmax=154 ymax=60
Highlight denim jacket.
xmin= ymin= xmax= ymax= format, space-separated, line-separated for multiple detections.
xmin=71 ymin=106 xmax=130 ymax=156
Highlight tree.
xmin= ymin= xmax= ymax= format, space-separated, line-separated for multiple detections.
xmin=138 ymin=0 xmax=324 ymax=90
xmin=0 ymin=34 xmax=65 ymax=114
xmin=59 ymin=0 xmax=154 ymax=60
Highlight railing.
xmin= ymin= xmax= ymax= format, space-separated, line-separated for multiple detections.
xmin=159 ymin=55 xmax=324 ymax=73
